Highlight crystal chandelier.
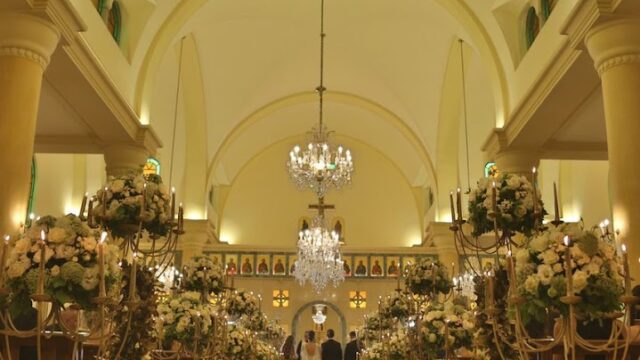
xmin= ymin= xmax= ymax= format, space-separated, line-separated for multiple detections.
xmin=294 ymin=201 xmax=344 ymax=292
xmin=287 ymin=0 xmax=353 ymax=198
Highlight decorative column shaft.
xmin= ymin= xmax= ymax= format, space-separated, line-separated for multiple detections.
xmin=586 ymin=18 xmax=640 ymax=278
xmin=0 ymin=13 xmax=59 ymax=235
xmin=103 ymin=144 xmax=149 ymax=177
xmin=494 ymin=149 xmax=540 ymax=179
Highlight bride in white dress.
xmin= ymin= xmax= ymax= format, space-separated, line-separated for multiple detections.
xmin=300 ymin=331 xmax=321 ymax=360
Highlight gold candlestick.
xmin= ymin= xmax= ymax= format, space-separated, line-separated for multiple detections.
xmin=87 ymin=198 xmax=94 ymax=227
xmin=170 ymin=187 xmax=176 ymax=222
xmin=178 ymin=203 xmax=184 ymax=233
xmin=622 ymin=244 xmax=631 ymax=295
xmin=456 ymin=188 xmax=463 ymax=222
xmin=98 ymin=231 xmax=107 ymax=298
xmin=449 ymin=191 xmax=456 ymax=224
xmin=129 ymin=252 xmax=138 ymax=301
xmin=552 ymin=182 xmax=562 ymax=226
xmin=37 ymin=230 xmax=46 ymax=295
xmin=102 ymin=187 xmax=108 ymax=216
xmin=79 ymin=192 xmax=88 ymax=218
xmin=564 ymin=236 xmax=573 ymax=295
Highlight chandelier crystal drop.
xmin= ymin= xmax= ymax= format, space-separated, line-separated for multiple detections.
xmin=286 ymin=0 xmax=353 ymax=198
xmin=293 ymin=215 xmax=345 ymax=293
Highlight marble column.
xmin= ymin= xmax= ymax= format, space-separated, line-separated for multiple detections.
xmin=103 ymin=144 xmax=149 ymax=177
xmin=586 ymin=18 xmax=640 ymax=277
xmin=0 ymin=13 xmax=60 ymax=235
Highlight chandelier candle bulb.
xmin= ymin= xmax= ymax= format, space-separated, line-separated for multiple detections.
xmin=622 ymin=244 xmax=630 ymax=295
xmin=98 ymin=232 xmax=107 ymax=298
xmin=79 ymin=192 xmax=88 ymax=218
xmin=449 ymin=191 xmax=456 ymax=224
xmin=564 ymin=236 xmax=573 ymax=295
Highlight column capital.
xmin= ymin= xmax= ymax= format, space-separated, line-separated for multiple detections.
xmin=103 ymin=144 xmax=149 ymax=177
xmin=586 ymin=18 xmax=640 ymax=76
xmin=0 ymin=12 xmax=60 ymax=70
xmin=494 ymin=149 xmax=540 ymax=176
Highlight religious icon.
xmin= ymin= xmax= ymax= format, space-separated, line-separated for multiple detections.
xmin=343 ymin=256 xmax=352 ymax=277
xmin=240 ymin=255 xmax=254 ymax=275
xmin=370 ymin=257 xmax=384 ymax=277
xmin=402 ymin=256 xmax=416 ymax=274
xmin=273 ymin=255 xmax=286 ymax=275
xmin=288 ymin=255 xmax=297 ymax=275
xmin=386 ymin=257 xmax=400 ymax=277
xmin=354 ymin=257 xmax=368 ymax=277
xmin=257 ymin=256 xmax=270 ymax=275
xmin=207 ymin=253 xmax=222 ymax=267
xmin=225 ymin=254 xmax=238 ymax=275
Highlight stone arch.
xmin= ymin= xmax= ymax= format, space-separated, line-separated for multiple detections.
xmin=292 ymin=300 xmax=348 ymax=345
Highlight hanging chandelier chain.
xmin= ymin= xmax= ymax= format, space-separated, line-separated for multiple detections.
xmin=459 ymin=39 xmax=472 ymax=192
xmin=317 ymin=0 xmax=326 ymax=130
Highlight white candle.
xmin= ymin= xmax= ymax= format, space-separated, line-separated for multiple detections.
xmin=140 ymin=183 xmax=147 ymax=218
xmin=456 ymin=188 xmax=463 ymax=222
xmin=37 ymin=230 xmax=46 ymax=295
xmin=532 ymin=167 xmax=538 ymax=215
xmin=129 ymin=252 xmax=138 ymax=301
xmin=79 ymin=192 xmax=88 ymax=218
xmin=170 ymin=187 xmax=176 ymax=222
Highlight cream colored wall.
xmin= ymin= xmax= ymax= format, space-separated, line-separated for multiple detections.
xmin=539 ymin=159 xmax=611 ymax=227
xmin=33 ymin=154 xmax=106 ymax=217
xmin=220 ymin=139 xmax=422 ymax=248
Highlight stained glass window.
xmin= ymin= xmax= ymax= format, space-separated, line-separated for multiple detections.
xmin=484 ymin=162 xmax=498 ymax=178
xmin=526 ymin=7 xmax=540 ymax=49
xmin=143 ymin=157 xmax=160 ymax=176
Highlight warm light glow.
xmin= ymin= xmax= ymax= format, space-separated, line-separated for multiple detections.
xmin=100 ymin=231 xmax=108 ymax=244
xmin=507 ymin=250 xmax=512 ymax=257
xmin=532 ymin=167 xmax=537 ymax=174
xmin=40 ymin=230 xmax=46 ymax=242
xmin=3 ymin=235 xmax=9 ymax=243
xmin=563 ymin=236 xmax=571 ymax=247
xmin=622 ymin=244 xmax=627 ymax=254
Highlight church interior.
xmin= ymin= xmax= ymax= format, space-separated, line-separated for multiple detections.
xmin=1 ymin=0 xmax=640 ymax=359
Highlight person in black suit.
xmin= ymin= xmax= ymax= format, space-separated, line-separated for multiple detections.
xmin=321 ymin=329 xmax=342 ymax=360
xmin=343 ymin=331 xmax=360 ymax=360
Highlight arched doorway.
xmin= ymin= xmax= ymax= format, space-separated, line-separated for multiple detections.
xmin=292 ymin=301 xmax=347 ymax=345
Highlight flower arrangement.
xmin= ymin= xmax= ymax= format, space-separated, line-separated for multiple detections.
xmin=96 ymin=173 xmax=171 ymax=237
xmin=182 ymin=256 xmax=224 ymax=294
xmin=515 ymin=223 xmax=624 ymax=325
xmin=468 ymin=173 xmax=544 ymax=237
xmin=361 ymin=330 xmax=408 ymax=360
xmin=239 ymin=311 xmax=268 ymax=332
xmin=419 ymin=299 xmax=475 ymax=358
xmin=156 ymin=291 xmax=216 ymax=352
xmin=108 ymin=262 xmax=157 ymax=359
xmin=405 ymin=259 xmax=452 ymax=296
xmin=379 ymin=291 xmax=412 ymax=320
xmin=5 ymin=215 xmax=121 ymax=317
xmin=225 ymin=325 xmax=254 ymax=360
xmin=364 ymin=312 xmax=392 ymax=332
xmin=225 ymin=290 xmax=259 ymax=319
xmin=256 ymin=340 xmax=281 ymax=360
xmin=361 ymin=341 xmax=384 ymax=360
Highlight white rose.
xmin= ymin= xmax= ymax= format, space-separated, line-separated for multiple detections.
xmin=111 ymin=179 xmax=125 ymax=193
xmin=537 ymin=264 xmax=554 ymax=285
xmin=540 ymin=249 xmax=560 ymax=265
xmin=506 ymin=175 xmax=521 ymax=189
xmin=7 ymin=258 xmax=30 ymax=278
xmin=552 ymin=263 xmax=564 ymax=273
xmin=47 ymin=228 xmax=67 ymax=244
xmin=529 ymin=235 xmax=549 ymax=253
xmin=51 ymin=265 xmax=61 ymax=277
xmin=572 ymin=270 xmax=588 ymax=294
xmin=13 ymin=238 xmax=31 ymax=254
xmin=524 ymin=275 xmax=540 ymax=295
xmin=83 ymin=237 xmax=97 ymax=252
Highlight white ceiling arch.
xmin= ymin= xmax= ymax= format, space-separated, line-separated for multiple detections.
xmin=207 ymin=91 xmax=435 ymax=189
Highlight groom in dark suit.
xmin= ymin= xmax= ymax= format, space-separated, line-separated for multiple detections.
xmin=321 ymin=329 xmax=342 ymax=360
xmin=343 ymin=331 xmax=360 ymax=360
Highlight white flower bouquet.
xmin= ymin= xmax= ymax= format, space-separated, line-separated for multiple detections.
xmin=225 ymin=325 xmax=254 ymax=360
xmin=225 ymin=290 xmax=259 ymax=319
xmin=96 ymin=173 xmax=171 ymax=237
xmin=468 ymin=173 xmax=544 ymax=237
xmin=182 ymin=256 xmax=224 ymax=294
xmin=379 ymin=291 xmax=412 ymax=320
xmin=361 ymin=330 xmax=408 ymax=360
xmin=420 ymin=300 xmax=475 ymax=358
xmin=515 ymin=223 xmax=624 ymax=325
xmin=238 ymin=311 xmax=268 ymax=333
xmin=5 ymin=215 xmax=121 ymax=318
xmin=405 ymin=259 xmax=452 ymax=296
xmin=156 ymin=291 xmax=216 ymax=352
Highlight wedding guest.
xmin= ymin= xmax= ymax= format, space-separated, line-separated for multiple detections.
xmin=281 ymin=335 xmax=296 ymax=359
xmin=302 ymin=331 xmax=321 ymax=360
xmin=321 ymin=329 xmax=342 ymax=360
xmin=343 ymin=331 xmax=360 ymax=360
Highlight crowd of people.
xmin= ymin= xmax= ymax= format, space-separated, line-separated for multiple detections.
xmin=280 ymin=329 xmax=361 ymax=360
